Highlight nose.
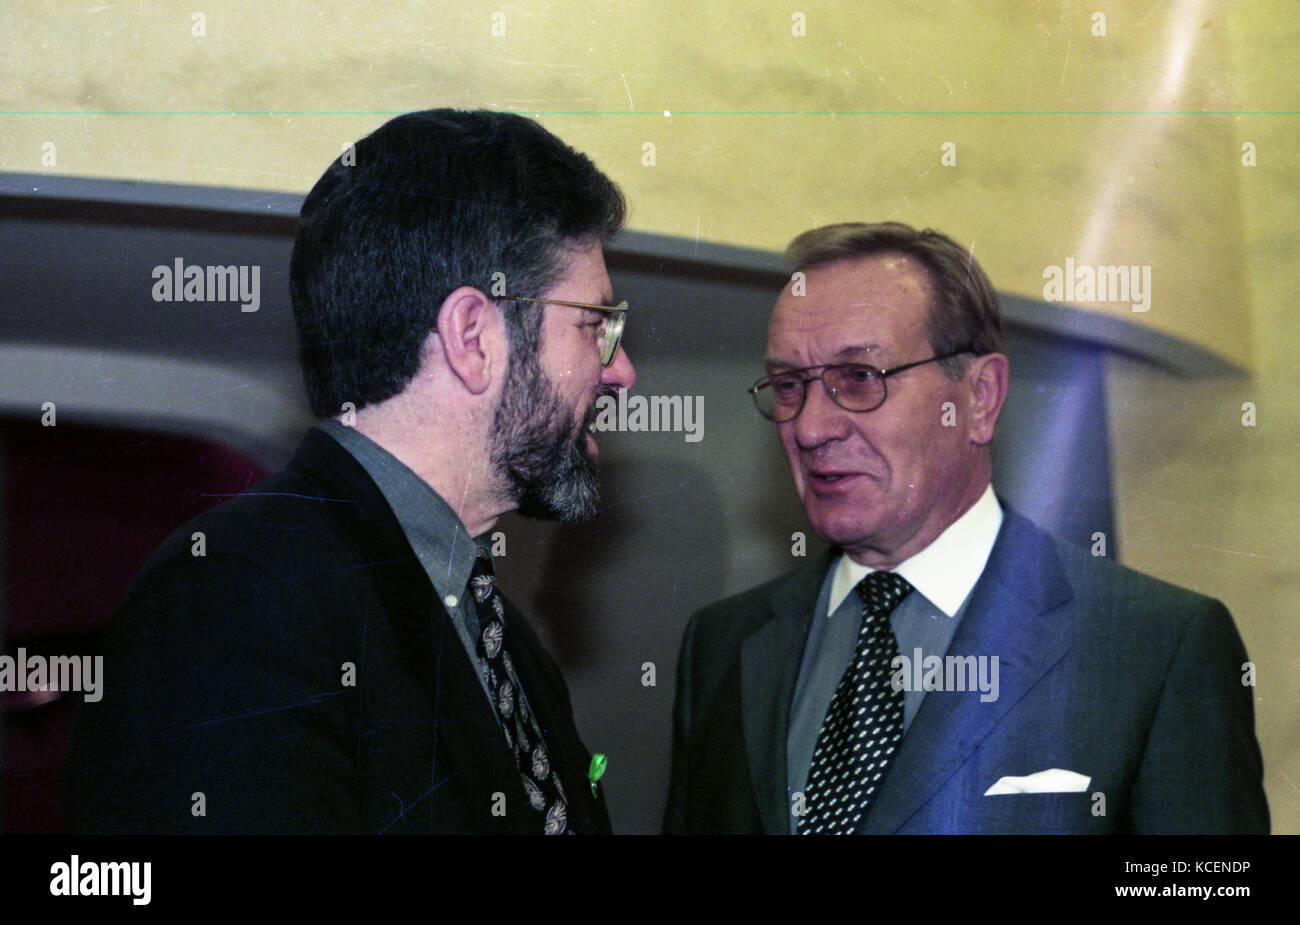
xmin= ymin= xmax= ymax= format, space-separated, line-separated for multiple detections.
xmin=601 ymin=343 xmax=636 ymax=391
xmin=790 ymin=376 xmax=849 ymax=449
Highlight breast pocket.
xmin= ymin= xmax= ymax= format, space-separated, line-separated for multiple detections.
xmin=967 ymin=791 xmax=1098 ymax=834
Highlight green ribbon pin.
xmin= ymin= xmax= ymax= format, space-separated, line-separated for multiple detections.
xmin=588 ymin=753 xmax=607 ymax=796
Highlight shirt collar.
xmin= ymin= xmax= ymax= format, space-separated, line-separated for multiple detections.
xmin=826 ymin=484 xmax=1003 ymax=618
xmin=315 ymin=418 xmax=483 ymax=603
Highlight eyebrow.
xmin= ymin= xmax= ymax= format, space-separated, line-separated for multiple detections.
xmin=557 ymin=298 xmax=618 ymax=320
xmin=764 ymin=344 xmax=884 ymax=372
xmin=584 ymin=300 xmax=618 ymax=319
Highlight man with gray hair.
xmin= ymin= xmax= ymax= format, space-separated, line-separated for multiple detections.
xmin=665 ymin=221 xmax=1267 ymax=834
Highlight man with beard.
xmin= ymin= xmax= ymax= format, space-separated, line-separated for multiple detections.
xmin=65 ymin=109 xmax=635 ymax=834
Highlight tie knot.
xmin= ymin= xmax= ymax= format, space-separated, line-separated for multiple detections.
xmin=471 ymin=552 xmax=494 ymax=576
xmin=469 ymin=553 xmax=497 ymax=601
xmin=856 ymin=571 xmax=913 ymax=615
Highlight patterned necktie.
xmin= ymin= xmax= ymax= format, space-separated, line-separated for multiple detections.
xmin=469 ymin=554 xmax=570 ymax=834
xmin=799 ymin=570 xmax=913 ymax=835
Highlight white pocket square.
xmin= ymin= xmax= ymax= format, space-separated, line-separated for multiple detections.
xmin=984 ymin=768 xmax=1091 ymax=796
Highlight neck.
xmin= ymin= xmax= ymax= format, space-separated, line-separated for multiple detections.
xmin=348 ymin=397 xmax=508 ymax=537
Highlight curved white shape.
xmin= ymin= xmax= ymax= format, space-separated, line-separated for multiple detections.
xmin=0 ymin=343 xmax=311 ymax=470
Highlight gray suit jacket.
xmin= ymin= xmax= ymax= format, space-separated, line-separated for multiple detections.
xmin=664 ymin=508 xmax=1268 ymax=833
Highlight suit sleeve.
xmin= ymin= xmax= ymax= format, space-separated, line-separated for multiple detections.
xmin=663 ymin=609 xmax=701 ymax=834
xmin=65 ymin=551 xmax=359 ymax=834
xmin=1125 ymin=599 xmax=1269 ymax=833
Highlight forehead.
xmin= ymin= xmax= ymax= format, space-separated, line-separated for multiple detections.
xmin=767 ymin=253 xmax=933 ymax=364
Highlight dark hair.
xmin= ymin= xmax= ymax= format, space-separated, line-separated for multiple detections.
xmin=784 ymin=222 xmax=1004 ymax=378
xmin=290 ymin=109 xmax=626 ymax=417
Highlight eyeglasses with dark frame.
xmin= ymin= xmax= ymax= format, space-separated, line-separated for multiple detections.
xmin=498 ymin=294 xmax=628 ymax=366
xmin=748 ymin=349 xmax=973 ymax=422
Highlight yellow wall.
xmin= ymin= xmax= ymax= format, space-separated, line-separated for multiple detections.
xmin=3 ymin=0 xmax=1295 ymax=830
xmin=1 ymin=0 xmax=1270 ymax=365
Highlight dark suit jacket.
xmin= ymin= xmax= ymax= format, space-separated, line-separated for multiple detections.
xmin=65 ymin=428 xmax=610 ymax=834
xmin=664 ymin=508 xmax=1268 ymax=834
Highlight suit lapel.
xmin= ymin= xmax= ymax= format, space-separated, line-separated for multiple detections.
xmin=860 ymin=509 xmax=1075 ymax=833
xmin=289 ymin=429 xmax=528 ymax=833
xmin=740 ymin=552 xmax=834 ymax=834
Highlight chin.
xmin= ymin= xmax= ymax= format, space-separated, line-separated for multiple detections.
xmin=813 ymin=521 xmax=878 ymax=551
xmin=805 ymin=502 xmax=887 ymax=550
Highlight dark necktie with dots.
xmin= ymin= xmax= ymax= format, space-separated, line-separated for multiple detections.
xmin=469 ymin=554 xmax=570 ymax=834
xmin=800 ymin=570 xmax=913 ymax=835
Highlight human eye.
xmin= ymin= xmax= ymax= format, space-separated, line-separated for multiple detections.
xmin=831 ymin=364 xmax=880 ymax=399
xmin=768 ymin=373 xmax=804 ymax=401
xmin=839 ymin=364 xmax=878 ymax=382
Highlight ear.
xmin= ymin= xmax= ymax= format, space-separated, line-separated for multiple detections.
xmin=966 ymin=353 xmax=1009 ymax=446
xmin=435 ymin=286 xmax=505 ymax=395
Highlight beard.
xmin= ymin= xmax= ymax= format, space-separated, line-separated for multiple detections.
xmin=489 ymin=345 xmax=608 ymax=523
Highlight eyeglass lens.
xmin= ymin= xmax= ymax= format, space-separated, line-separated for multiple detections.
xmin=761 ymin=365 xmax=885 ymax=419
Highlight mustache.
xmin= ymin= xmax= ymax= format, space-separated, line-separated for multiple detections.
xmin=580 ymin=386 xmax=619 ymax=433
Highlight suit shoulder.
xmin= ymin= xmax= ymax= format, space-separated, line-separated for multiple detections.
xmin=134 ymin=462 xmax=364 ymax=581
xmin=686 ymin=555 xmax=829 ymax=642
xmin=1047 ymin=533 xmax=1241 ymax=651
xmin=1053 ymin=536 xmax=1225 ymax=611
xmin=106 ymin=460 xmax=380 ymax=665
